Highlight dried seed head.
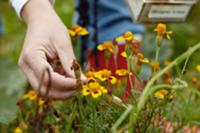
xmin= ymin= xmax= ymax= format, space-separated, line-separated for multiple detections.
xmin=71 ymin=60 xmax=81 ymax=79
xmin=71 ymin=60 xmax=80 ymax=71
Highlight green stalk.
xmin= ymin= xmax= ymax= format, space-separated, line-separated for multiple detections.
xmin=65 ymin=103 xmax=77 ymax=133
xmin=92 ymin=100 xmax=97 ymax=133
xmin=131 ymin=43 xmax=200 ymax=127
xmin=137 ymin=43 xmax=200 ymax=111
xmin=155 ymin=35 xmax=163 ymax=62
xmin=181 ymin=54 xmax=191 ymax=76
xmin=111 ymin=42 xmax=200 ymax=131
xmin=127 ymin=56 xmax=134 ymax=89
xmin=155 ymin=46 xmax=161 ymax=62
xmin=111 ymin=105 xmax=132 ymax=133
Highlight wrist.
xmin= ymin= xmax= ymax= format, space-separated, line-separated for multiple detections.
xmin=22 ymin=0 xmax=55 ymax=25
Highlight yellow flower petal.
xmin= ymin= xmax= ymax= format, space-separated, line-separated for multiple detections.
xmin=97 ymin=45 xmax=104 ymax=51
xmin=94 ymin=70 xmax=112 ymax=82
xmin=14 ymin=127 xmax=23 ymax=133
xmin=109 ymin=76 xmax=117 ymax=84
xmin=91 ymin=90 xmax=102 ymax=99
xmin=141 ymin=58 xmax=149 ymax=63
xmin=155 ymin=91 xmax=165 ymax=99
xmin=168 ymin=95 xmax=174 ymax=101
xmin=115 ymin=69 xmax=128 ymax=77
xmin=87 ymin=77 xmax=96 ymax=83
xmin=85 ymin=71 xmax=95 ymax=78
xmin=116 ymin=36 xmax=125 ymax=42
xmin=123 ymin=31 xmax=134 ymax=41
xmin=155 ymin=89 xmax=168 ymax=99
xmin=196 ymin=65 xmax=200 ymax=72
xmin=100 ymin=87 xmax=108 ymax=94
xmin=39 ymin=98 xmax=44 ymax=106
xmin=121 ymin=51 xmax=127 ymax=58
xmin=22 ymin=94 xmax=29 ymax=100
xmin=82 ymin=86 xmax=91 ymax=96
xmin=79 ymin=29 xmax=89 ymax=36
xmin=68 ymin=30 xmax=76 ymax=37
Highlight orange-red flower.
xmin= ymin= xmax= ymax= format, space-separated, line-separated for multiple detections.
xmin=68 ymin=24 xmax=89 ymax=37
xmin=150 ymin=61 xmax=160 ymax=72
xmin=137 ymin=53 xmax=149 ymax=64
xmin=116 ymin=31 xmax=139 ymax=43
xmin=154 ymin=23 xmax=173 ymax=39
xmin=97 ymin=41 xmax=115 ymax=53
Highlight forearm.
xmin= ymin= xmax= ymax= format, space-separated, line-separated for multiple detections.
xmin=9 ymin=0 xmax=55 ymax=19
xmin=22 ymin=0 xmax=56 ymax=25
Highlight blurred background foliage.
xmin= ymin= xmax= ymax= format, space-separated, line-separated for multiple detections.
xmin=0 ymin=0 xmax=199 ymax=132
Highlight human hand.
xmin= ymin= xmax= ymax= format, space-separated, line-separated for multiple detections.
xmin=18 ymin=0 xmax=85 ymax=99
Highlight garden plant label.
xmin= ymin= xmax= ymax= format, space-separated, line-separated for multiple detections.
xmin=126 ymin=0 xmax=198 ymax=22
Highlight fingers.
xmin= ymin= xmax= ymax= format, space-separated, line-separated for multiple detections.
xmin=42 ymin=89 xmax=77 ymax=100
xmin=80 ymin=73 xmax=87 ymax=84
xmin=51 ymin=72 xmax=77 ymax=91
xmin=27 ymin=55 xmax=78 ymax=90
xmin=20 ymin=59 xmax=77 ymax=100
xmin=54 ymin=34 xmax=76 ymax=78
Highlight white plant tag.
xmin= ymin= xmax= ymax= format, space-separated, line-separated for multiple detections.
xmin=148 ymin=5 xmax=191 ymax=19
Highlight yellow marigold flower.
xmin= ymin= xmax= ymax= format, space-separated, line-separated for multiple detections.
xmin=87 ymin=77 xmax=96 ymax=83
xmin=95 ymin=69 xmax=117 ymax=84
xmin=22 ymin=90 xmax=37 ymax=101
xmin=164 ymin=78 xmax=173 ymax=85
xmin=121 ymin=51 xmax=127 ymax=58
xmin=155 ymin=89 xmax=168 ymax=99
xmin=150 ymin=61 xmax=160 ymax=71
xmin=164 ymin=60 xmax=171 ymax=66
xmin=68 ymin=24 xmax=89 ymax=37
xmin=97 ymin=41 xmax=115 ymax=53
xmin=14 ymin=127 xmax=23 ymax=133
xmin=192 ymin=77 xmax=198 ymax=84
xmin=123 ymin=31 xmax=134 ymax=41
xmin=115 ymin=69 xmax=129 ymax=77
xmin=85 ymin=71 xmax=97 ymax=83
xmin=85 ymin=71 xmax=95 ymax=78
xmin=137 ymin=53 xmax=149 ymax=63
xmin=82 ymin=82 xmax=107 ymax=99
xmin=109 ymin=76 xmax=117 ymax=84
xmin=39 ymin=98 xmax=44 ymax=105
xmin=82 ymin=85 xmax=91 ymax=96
xmin=168 ymin=94 xmax=174 ymax=101
xmin=196 ymin=65 xmax=200 ymax=72
xmin=116 ymin=31 xmax=138 ymax=43
xmin=20 ymin=122 xmax=28 ymax=130
xmin=154 ymin=23 xmax=173 ymax=39
xmin=39 ymin=108 xmax=43 ymax=114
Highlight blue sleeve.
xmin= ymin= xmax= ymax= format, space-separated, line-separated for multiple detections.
xmin=0 ymin=17 xmax=3 ymax=37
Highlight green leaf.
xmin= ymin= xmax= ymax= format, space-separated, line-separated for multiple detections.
xmin=0 ymin=56 xmax=27 ymax=124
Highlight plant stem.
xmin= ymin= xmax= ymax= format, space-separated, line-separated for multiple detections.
xmin=155 ymin=35 xmax=162 ymax=62
xmin=111 ymin=105 xmax=132 ymax=133
xmin=127 ymin=56 xmax=134 ymax=89
xmin=66 ymin=102 xmax=77 ymax=133
xmin=92 ymin=101 xmax=97 ymax=133
xmin=181 ymin=54 xmax=191 ymax=76
xmin=138 ymin=43 xmax=200 ymax=112
xmin=111 ymin=42 xmax=200 ymax=131
xmin=155 ymin=46 xmax=161 ymax=62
